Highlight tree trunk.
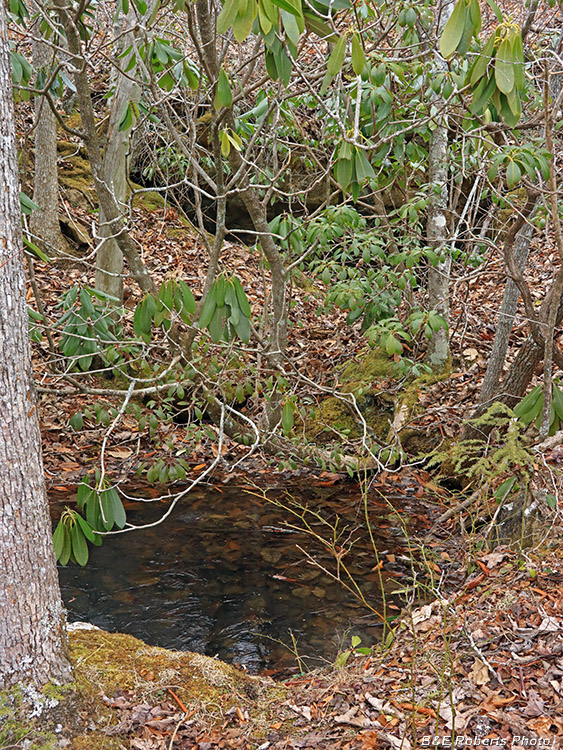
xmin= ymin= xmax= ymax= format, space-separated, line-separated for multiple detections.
xmin=489 ymin=292 xmax=563 ymax=409
xmin=476 ymin=202 xmax=538 ymax=412
xmin=0 ymin=4 xmax=72 ymax=689
xmin=425 ymin=0 xmax=455 ymax=370
xmin=30 ymin=32 xmax=68 ymax=256
xmin=53 ymin=0 xmax=156 ymax=295
xmin=95 ymin=9 xmax=142 ymax=301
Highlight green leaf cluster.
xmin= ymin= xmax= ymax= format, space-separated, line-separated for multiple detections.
xmin=440 ymin=0 xmax=481 ymax=59
xmin=514 ymin=383 xmax=563 ymax=437
xmin=220 ymin=127 xmax=242 ymax=157
xmin=486 ymin=145 xmax=551 ymax=188
xmin=53 ymin=509 xmax=98 ymax=567
xmin=213 ymin=68 xmax=233 ymax=111
xmin=118 ymin=100 xmax=139 ymax=132
xmin=128 ymin=39 xmax=199 ymax=93
xmin=146 ymin=456 xmax=192 ymax=483
xmin=216 ymin=0 xmax=345 ymax=85
xmin=133 ymin=279 xmax=196 ymax=344
xmin=335 ymin=141 xmax=375 ymax=202
xmin=468 ymin=23 xmax=525 ymax=127
xmin=440 ymin=0 xmax=526 ymax=126
xmin=77 ymin=476 xmax=127 ymax=533
xmin=198 ymin=276 xmax=252 ymax=343
xmin=217 ymin=0 xmax=258 ymax=42
xmin=8 ymin=0 xmax=29 ymax=24
xmin=20 ymin=192 xmax=51 ymax=262
xmin=58 ymin=286 xmax=119 ymax=371
xmin=10 ymin=48 xmax=32 ymax=99
xmin=53 ymin=477 xmax=127 ymax=566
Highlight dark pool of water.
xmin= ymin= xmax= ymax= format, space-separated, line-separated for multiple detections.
xmin=56 ymin=483 xmax=414 ymax=673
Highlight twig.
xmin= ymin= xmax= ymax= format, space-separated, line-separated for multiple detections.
xmin=424 ymin=490 xmax=480 ymax=541
xmin=462 ymin=627 xmax=504 ymax=686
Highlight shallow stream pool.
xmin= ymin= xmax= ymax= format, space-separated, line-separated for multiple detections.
xmin=56 ymin=483 xmax=415 ymax=673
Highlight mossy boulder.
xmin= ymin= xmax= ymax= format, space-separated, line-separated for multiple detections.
xmin=0 ymin=626 xmax=284 ymax=750
xmin=388 ymin=368 xmax=452 ymax=456
xmin=338 ymin=348 xmax=396 ymax=385
xmin=69 ymin=626 xmax=271 ymax=710
xmin=305 ymin=349 xmax=452 ymax=457
xmin=305 ymin=349 xmax=396 ymax=443
xmin=58 ymin=141 xmax=98 ymax=210
xmin=57 ymin=140 xmax=168 ymax=217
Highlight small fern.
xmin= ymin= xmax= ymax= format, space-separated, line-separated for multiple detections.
xmin=430 ymin=402 xmax=534 ymax=490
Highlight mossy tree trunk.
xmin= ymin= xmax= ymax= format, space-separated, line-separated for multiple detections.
xmin=95 ymin=6 xmax=143 ymax=302
xmin=53 ymin=0 xmax=156 ymax=296
xmin=30 ymin=23 xmax=68 ymax=256
xmin=474 ymin=201 xmax=538 ymax=415
xmin=0 ymin=4 xmax=72 ymax=689
xmin=425 ymin=0 xmax=455 ymax=371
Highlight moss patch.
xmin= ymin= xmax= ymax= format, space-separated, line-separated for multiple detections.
xmin=58 ymin=141 xmax=98 ymax=210
xmin=70 ymin=628 xmax=272 ymax=710
xmin=57 ymin=141 xmax=167 ymax=217
xmin=387 ymin=368 xmax=453 ymax=457
xmin=0 ymin=628 xmax=285 ymax=749
xmin=307 ymin=393 xmax=394 ymax=443
xmin=69 ymin=627 xmax=284 ymax=738
xmin=0 ymin=680 xmax=84 ymax=750
xmin=304 ymin=348 xmax=396 ymax=443
xmin=304 ymin=350 xmax=454 ymax=456
xmin=130 ymin=183 xmax=166 ymax=212
xmin=338 ymin=348 xmax=396 ymax=385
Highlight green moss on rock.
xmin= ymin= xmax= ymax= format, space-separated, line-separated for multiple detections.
xmin=70 ymin=628 xmax=271 ymax=710
xmin=338 ymin=348 xmax=395 ymax=384
xmin=307 ymin=394 xmax=393 ymax=442
xmin=304 ymin=348 xmax=396 ymax=443
xmin=58 ymin=142 xmax=98 ymax=209
xmin=131 ymin=185 xmax=166 ymax=212
xmin=0 ymin=627 xmax=285 ymax=749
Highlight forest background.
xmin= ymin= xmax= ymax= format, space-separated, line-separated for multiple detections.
xmin=1 ymin=0 xmax=563 ymax=745
xmin=9 ymin=0 xmax=561 ymax=562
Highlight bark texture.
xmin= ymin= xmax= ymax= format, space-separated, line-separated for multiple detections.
xmin=425 ymin=0 xmax=455 ymax=370
xmin=53 ymin=0 xmax=156 ymax=295
xmin=476 ymin=202 xmax=538 ymax=412
xmin=95 ymin=9 xmax=142 ymax=301
xmin=30 ymin=32 xmax=68 ymax=255
xmin=0 ymin=6 xmax=71 ymax=689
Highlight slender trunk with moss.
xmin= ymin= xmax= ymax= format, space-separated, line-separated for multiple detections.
xmin=95 ymin=16 xmax=141 ymax=301
xmin=475 ymin=201 xmax=538 ymax=414
xmin=53 ymin=0 xmax=156 ymax=295
xmin=30 ymin=31 xmax=68 ymax=256
xmin=425 ymin=0 xmax=455 ymax=370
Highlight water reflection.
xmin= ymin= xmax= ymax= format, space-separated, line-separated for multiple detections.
xmin=57 ymin=485 xmax=409 ymax=673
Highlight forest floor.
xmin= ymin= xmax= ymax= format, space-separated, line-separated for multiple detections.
xmin=8 ymin=536 xmax=563 ymax=749
xmin=31 ymin=179 xmax=563 ymax=489
xmin=22 ymin=160 xmax=563 ymax=749
xmin=86 ymin=536 xmax=563 ymax=749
